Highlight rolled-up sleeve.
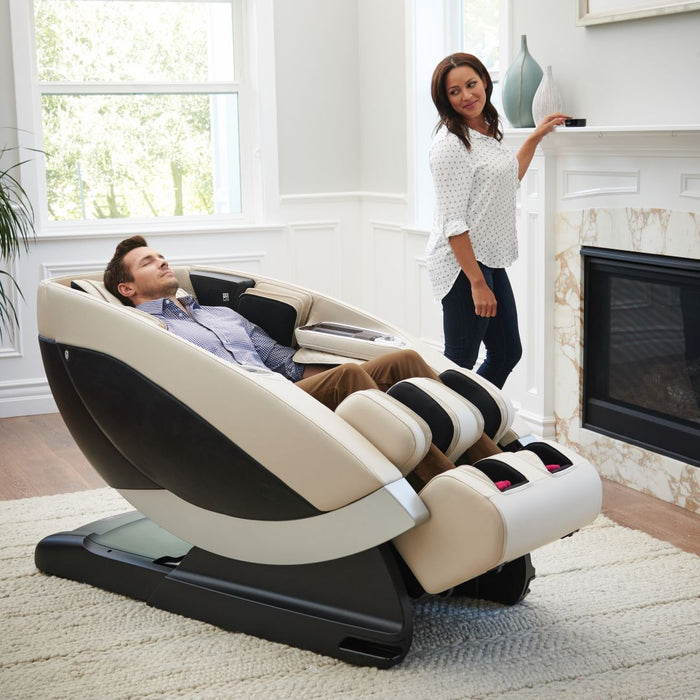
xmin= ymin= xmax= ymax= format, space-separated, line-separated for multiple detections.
xmin=429 ymin=135 xmax=473 ymax=238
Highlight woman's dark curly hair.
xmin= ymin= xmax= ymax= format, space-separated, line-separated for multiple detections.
xmin=431 ymin=52 xmax=502 ymax=151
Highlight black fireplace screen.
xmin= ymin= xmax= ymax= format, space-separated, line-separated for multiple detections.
xmin=582 ymin=247 xmax=700 ymax=468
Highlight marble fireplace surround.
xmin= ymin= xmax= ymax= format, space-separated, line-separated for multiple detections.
xmin=505 ymin=126 xmax=700 ymax=514
xmin=555 ymin=207 xmax=699 ymax=514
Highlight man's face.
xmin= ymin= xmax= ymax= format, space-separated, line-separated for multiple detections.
xmin=118 ymin=246 xmax=179 ymax=303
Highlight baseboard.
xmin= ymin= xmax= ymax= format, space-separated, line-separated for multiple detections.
xmin=0 ymin=379 xmax=57 ymax=418
xmin=513 ymin=407 xmax=557 ymax=440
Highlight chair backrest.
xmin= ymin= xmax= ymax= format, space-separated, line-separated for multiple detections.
xmin=189 ymin=269 xmax=312 ymax=345
xmin=38 ymin=270 xmax=408 ymax=509
xmin=70 ymin=278 xmax=124 ymax=306
xmin=237 ymin=283 xmax=313 ymax=346
xmin=68 ymin=268 xmax=312 ymax=346
xmin=38 ymin=268 xmax=444 ymax=565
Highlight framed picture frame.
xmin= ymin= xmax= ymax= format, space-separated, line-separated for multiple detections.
xmin=576 ymin=0 xmax=700 ymax=25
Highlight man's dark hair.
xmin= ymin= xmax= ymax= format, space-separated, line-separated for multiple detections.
xmin=103 ymin=235 xmax=148 ymax=306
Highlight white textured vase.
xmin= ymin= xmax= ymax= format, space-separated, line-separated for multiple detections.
xmin=531 ymin=65 xmax=562 ymax=126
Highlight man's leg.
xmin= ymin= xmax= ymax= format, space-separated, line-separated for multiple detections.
xmin=358 ymin=349 xmax=440 ymax=390
xmin=296 ymin=349 xmax=502 ymax=488
xmin=360 ymin=350 xmax=502 ymax=467
xmin=296 ymin=362 xmax=377 ymax=410
xmin=296 ymin=356 xmax=455 ymax=485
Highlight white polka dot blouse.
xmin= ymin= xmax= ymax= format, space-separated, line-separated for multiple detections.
xmin=426 ymin=126 xmax=520 ymax=301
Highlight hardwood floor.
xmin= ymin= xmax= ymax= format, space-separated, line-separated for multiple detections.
xmin=1 ymin=413 xmax=699 ymax=556
xmin=0 ymin=413 xmax=106 ymax=498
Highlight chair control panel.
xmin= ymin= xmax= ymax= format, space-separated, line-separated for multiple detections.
xmin=295 ymin=322 xmax=407 ymax=359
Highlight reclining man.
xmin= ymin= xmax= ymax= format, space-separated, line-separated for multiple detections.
xmin=104 ymin=236 xmax=500 ymax=487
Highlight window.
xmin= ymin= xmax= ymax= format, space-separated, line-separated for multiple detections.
xmin=461 ymin=0 xmax=503 ymax=113
xmin=410 ymin=0 xmax=507 ymax=230
xmin=13 ymin=0 xmax=249 ymax=224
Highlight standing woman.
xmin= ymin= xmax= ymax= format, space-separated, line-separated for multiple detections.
xmin=426 ymin=52 xmax=567 ymax=389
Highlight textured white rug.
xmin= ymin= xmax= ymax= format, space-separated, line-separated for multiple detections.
xmin=1 ymin=488 xmax=699 ymax=700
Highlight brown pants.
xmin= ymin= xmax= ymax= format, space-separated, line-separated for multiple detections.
xmin=296 ymin=349 xmax=500 ymax=485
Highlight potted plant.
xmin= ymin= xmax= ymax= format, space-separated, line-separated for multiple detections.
xmin=0 ymin=144 xmax=37 ymax=340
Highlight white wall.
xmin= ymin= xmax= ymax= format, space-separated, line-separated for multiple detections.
xmin=273 ymin=0 xmax=407 ymax=196
xmin=273 ymin=0 xmax=361 ymax=195
xmin=0 ymin=3 xmax=14 ymax=133
xmin=507 ymin=1 xmax=700 ymax=127
xmin=357 ymin=0 xmax=407 ymax=194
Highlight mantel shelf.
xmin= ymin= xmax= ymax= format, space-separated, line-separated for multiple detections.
xmin=503 ymin=124 xmax=700 ymax=156
xmin=506 ymin=124 xmax=700 ymax=135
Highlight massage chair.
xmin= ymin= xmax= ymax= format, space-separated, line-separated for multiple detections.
xmin=35 ymin=266 xmax=602 ymax=667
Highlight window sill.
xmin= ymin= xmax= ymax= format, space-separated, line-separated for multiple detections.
xmin=33 ymin=218 xmax=286 ymax=241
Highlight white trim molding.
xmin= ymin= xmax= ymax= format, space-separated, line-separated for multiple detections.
xmin=680 ymin=173 xmax=700 ymax=199
xmin=280 ymin=192 xmax=407 ymax=207
xmin=563 ymin=170 xmax=640 ymax=199
xmin=0 ymin=378 xmax=56 ymax=418
xmin=577 ymin=0 xmax=700 ymax=26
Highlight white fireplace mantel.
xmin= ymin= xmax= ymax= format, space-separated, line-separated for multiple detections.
xmin=506 ymin=124 xmax=700 ymax=155
xmin=502 ymin=123 xmax=700 ymax=513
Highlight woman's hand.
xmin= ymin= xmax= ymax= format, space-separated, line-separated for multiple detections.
xmin=471 ymin=278 xmax=497 ymax=317
xmin=448 ymin=233 xmax=496 ymax=316
xmin=532 ymin=112 xmax=569 ymax=140
xmin=517 ymin=112 xmax=570 ymax=180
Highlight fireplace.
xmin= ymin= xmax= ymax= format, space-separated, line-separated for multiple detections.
xmin=582 ymin=247 xmax=700 ymax=468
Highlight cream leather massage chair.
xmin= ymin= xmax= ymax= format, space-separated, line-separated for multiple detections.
xmin=35 ymin=266 xmax=602 ymax=667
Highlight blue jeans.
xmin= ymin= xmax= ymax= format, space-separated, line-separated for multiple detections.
xmin=441 ymin=266 xmax=522 ymax=389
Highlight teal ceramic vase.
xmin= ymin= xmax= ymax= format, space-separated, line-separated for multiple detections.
xmin=501 ymin=35 xmax=543 ymax=128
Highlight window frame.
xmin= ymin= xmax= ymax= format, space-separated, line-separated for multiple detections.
xmin=460 ymin=0 xmax=510 ymax=110
xmin=9 ymin=0 xmax=278 ymax=235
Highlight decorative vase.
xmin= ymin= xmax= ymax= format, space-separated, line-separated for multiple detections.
xmin=532 ymin=65 xmax=562 ymax=126
xmin=501 ymin=35 xmax=543 ymax=128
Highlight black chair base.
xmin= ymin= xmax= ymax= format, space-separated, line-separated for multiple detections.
xmin=449 ymin=554 xmax=536 ymax=606
xmin=34 ymin=511 xmax=414 ymax=668
xmin=35 ymin=510 xmax=538 ymax=666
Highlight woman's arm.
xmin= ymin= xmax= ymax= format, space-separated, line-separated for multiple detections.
xmin=516 ymin=112 xmax=569 ymax=180
xmin=449 ymin=232 xmax=497 ymax=318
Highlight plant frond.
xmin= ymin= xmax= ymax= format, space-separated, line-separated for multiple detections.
xmin=0 ymin=137 xmax=38 ymax=338
xmin=0 ymin=272 xmax=22 ymax=341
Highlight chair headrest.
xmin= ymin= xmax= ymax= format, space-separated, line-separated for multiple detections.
xmin=71 ymin=278 xmax=190 ymax=305
xmin=71 ymin=279 xmax=124 ymax=305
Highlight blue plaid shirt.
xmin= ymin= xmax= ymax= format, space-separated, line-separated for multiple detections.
xmin=137 ymin=296 xmax=305 ymax=381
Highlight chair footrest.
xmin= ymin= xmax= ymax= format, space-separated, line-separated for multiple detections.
xmin=393 ymin=441 xmax=602 ymax=594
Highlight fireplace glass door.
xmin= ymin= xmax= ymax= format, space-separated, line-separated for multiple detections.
xmin=582 ymin=247 xmax=700 ymax=467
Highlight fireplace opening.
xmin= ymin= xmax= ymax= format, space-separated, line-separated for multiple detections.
xmin=582 ymin=247 xmax=700 ymax=468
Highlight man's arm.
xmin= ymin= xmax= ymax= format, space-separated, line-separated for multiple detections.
xmin=243 ymin=320 xmax=305 ymax=380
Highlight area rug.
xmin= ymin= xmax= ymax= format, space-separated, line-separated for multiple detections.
xmin=1 ymin=489 xmax=699 ymax=699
